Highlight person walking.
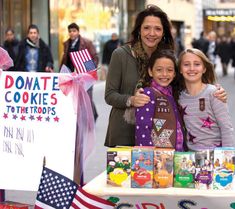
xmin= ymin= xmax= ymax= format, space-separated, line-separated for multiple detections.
xmin=206 ymin=31 xmax=217 ymax=67
xmin=60 ymin=22 xmax=99 ymax=121
xmin=193 ymin=31 xmax=209 ymax=55
xmin=102 ymin=33 xmax=123 ymax=66
xmin=15 ymin=24 xmax=54 ymax=72
xmin=2 ymin=28 xmax=19 ymax=71
xmin=217 ymin=36 xmax=231 ymax=76
xmin=101 ymin=33 xmax=123 ymax=80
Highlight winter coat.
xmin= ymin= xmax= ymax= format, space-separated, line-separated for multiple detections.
xmin=60 ymin=35 xmax=98 ymax=71
xmin=15 ymin=38 xmax=53 ymax=72
xmin=104 ymin=45 xmax=139 ymax=147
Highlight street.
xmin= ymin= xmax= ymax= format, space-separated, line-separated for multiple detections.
xmin=4 ymin=59 xmax=235 ymax=206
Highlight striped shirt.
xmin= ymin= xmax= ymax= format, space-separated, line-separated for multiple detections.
xmin=179 ymin=84 xmax=235 ymax=151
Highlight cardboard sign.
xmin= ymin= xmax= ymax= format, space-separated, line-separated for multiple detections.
xmin=0 ymin=71 xmax=77 ymax=191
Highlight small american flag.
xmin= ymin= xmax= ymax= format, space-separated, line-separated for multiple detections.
xmin=70 ymin=49 xmax=96 ymax=74
xmin=34 ymin=167 xmax=115 ymax=209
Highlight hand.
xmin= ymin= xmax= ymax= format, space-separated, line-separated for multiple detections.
xmin=131 ymin=88 xmax=150 ymax=107
xmin=45 ymin=66 xmax=54 ymax=73
xmin=213 ymin=84 xmax=227 ymax=103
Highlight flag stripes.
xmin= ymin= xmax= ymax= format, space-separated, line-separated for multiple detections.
xmin=70 ymin=49 xmax=96 ymax=74
xmin=70 ymin=187 xmax=115 ymax=209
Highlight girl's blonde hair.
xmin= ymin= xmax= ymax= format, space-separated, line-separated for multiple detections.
xmin=178 ymin=48 xmax=217 ymax=89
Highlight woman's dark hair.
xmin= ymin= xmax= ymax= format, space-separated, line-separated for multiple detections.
xmin=130 ymin=5 xmax=174 ymax=50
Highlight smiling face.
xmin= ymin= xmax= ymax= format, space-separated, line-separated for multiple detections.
xmin=140 ymin=16 xmax=164 ymax=55
xmin=148 ymin=57 xmax=175 ymax=87
xmin=28 ymin=28 xmax=39 ymax=43
xmin=180 ymin=52 xmax=206 ymax=85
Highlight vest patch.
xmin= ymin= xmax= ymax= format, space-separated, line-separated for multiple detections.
xmin=156 ymin=96 xmax=170 ymax=113
xmin=151 ymin=129 xmax=174 ymax=148
xmin=153 ymin=118 xmax=166 ymax=131
xmin=199 ymin=98 xmax=205 ymax=111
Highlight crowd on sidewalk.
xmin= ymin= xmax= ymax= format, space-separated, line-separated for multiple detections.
xmin=192 ymin=30 xmax=235 ymax=77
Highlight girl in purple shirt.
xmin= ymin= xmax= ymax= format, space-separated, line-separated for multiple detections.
xmin=135 ymin=49 xmax=185 ymax=151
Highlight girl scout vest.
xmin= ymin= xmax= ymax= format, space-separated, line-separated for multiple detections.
xmin=151 ymin=89 xmax=177 ymax=148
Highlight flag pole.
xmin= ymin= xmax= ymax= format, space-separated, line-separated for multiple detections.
xmin=43 ymin=156 xmax=46 ymax=167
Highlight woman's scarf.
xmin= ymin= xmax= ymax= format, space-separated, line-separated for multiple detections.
xmin=131 ymin=41 xmax=149 ymax=87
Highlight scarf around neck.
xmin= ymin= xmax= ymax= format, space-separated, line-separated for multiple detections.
xmin=132 ymin=41 xmax=149 ymax=82
xmin=26 ymin=38 xmax=39 ymax=48
xmin=150 ymin=79 xmax=173 ymax=96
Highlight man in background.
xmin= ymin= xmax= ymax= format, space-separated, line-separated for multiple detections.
xmin=207 ymin=31 xmax=218 ymax=67
xmin=101 ymin=33 xmax=123 ymax=80
xmin=60 ymin=22 xmax=99 ymax=121
xmin=15 ymin=24 xmax=54 ymax=72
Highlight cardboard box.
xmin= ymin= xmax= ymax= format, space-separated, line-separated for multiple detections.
xmin=153 ymin=148 xmax=174 ymax=188
xmin=213 ymin=147 xmax=235 ymax=190
xmin=195 ymin=150 xmax=214 ymax=189
xmin=173 ymin=151 xmax=196 ymax=188
xmin=107 ymin=147 xmax=132 ymax=187
xmin=131 ymin=146 xmax=154 ymax=188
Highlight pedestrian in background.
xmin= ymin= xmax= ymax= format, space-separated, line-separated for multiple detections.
xmin=192 ymin=31 xmax=209 ymax=55
xmin=60 ymin=22 xmax=99 ymax=121
xmin=230 ymin=33 xmax=235 ymax=78
xmin=206 ymin=31 xmax=217 ymax=67
xmin=101 ymin=33 xmax=123 ymax=80
xmin=15 ymin=24 xmax=54 ymax=72
xmin=3 ymin=28 xmax=19 ymax=71
xmin=217 ymin=36 xmax=231 ymax=76
xmin=171 ymin=26 xmax=184 ymax=56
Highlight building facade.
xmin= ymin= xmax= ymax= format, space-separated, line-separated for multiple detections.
xmin=0 ymin=0 xmax=145 ymax=71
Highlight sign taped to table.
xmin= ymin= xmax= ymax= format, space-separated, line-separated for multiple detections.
xmin=0 ymin=71 xmax=77 ymax=191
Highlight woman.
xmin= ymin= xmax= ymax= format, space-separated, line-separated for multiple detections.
xmin=104 ymin=5 xmax=226 ymax=147
xmin=105 ymin=6 xmax=174 ymax=147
